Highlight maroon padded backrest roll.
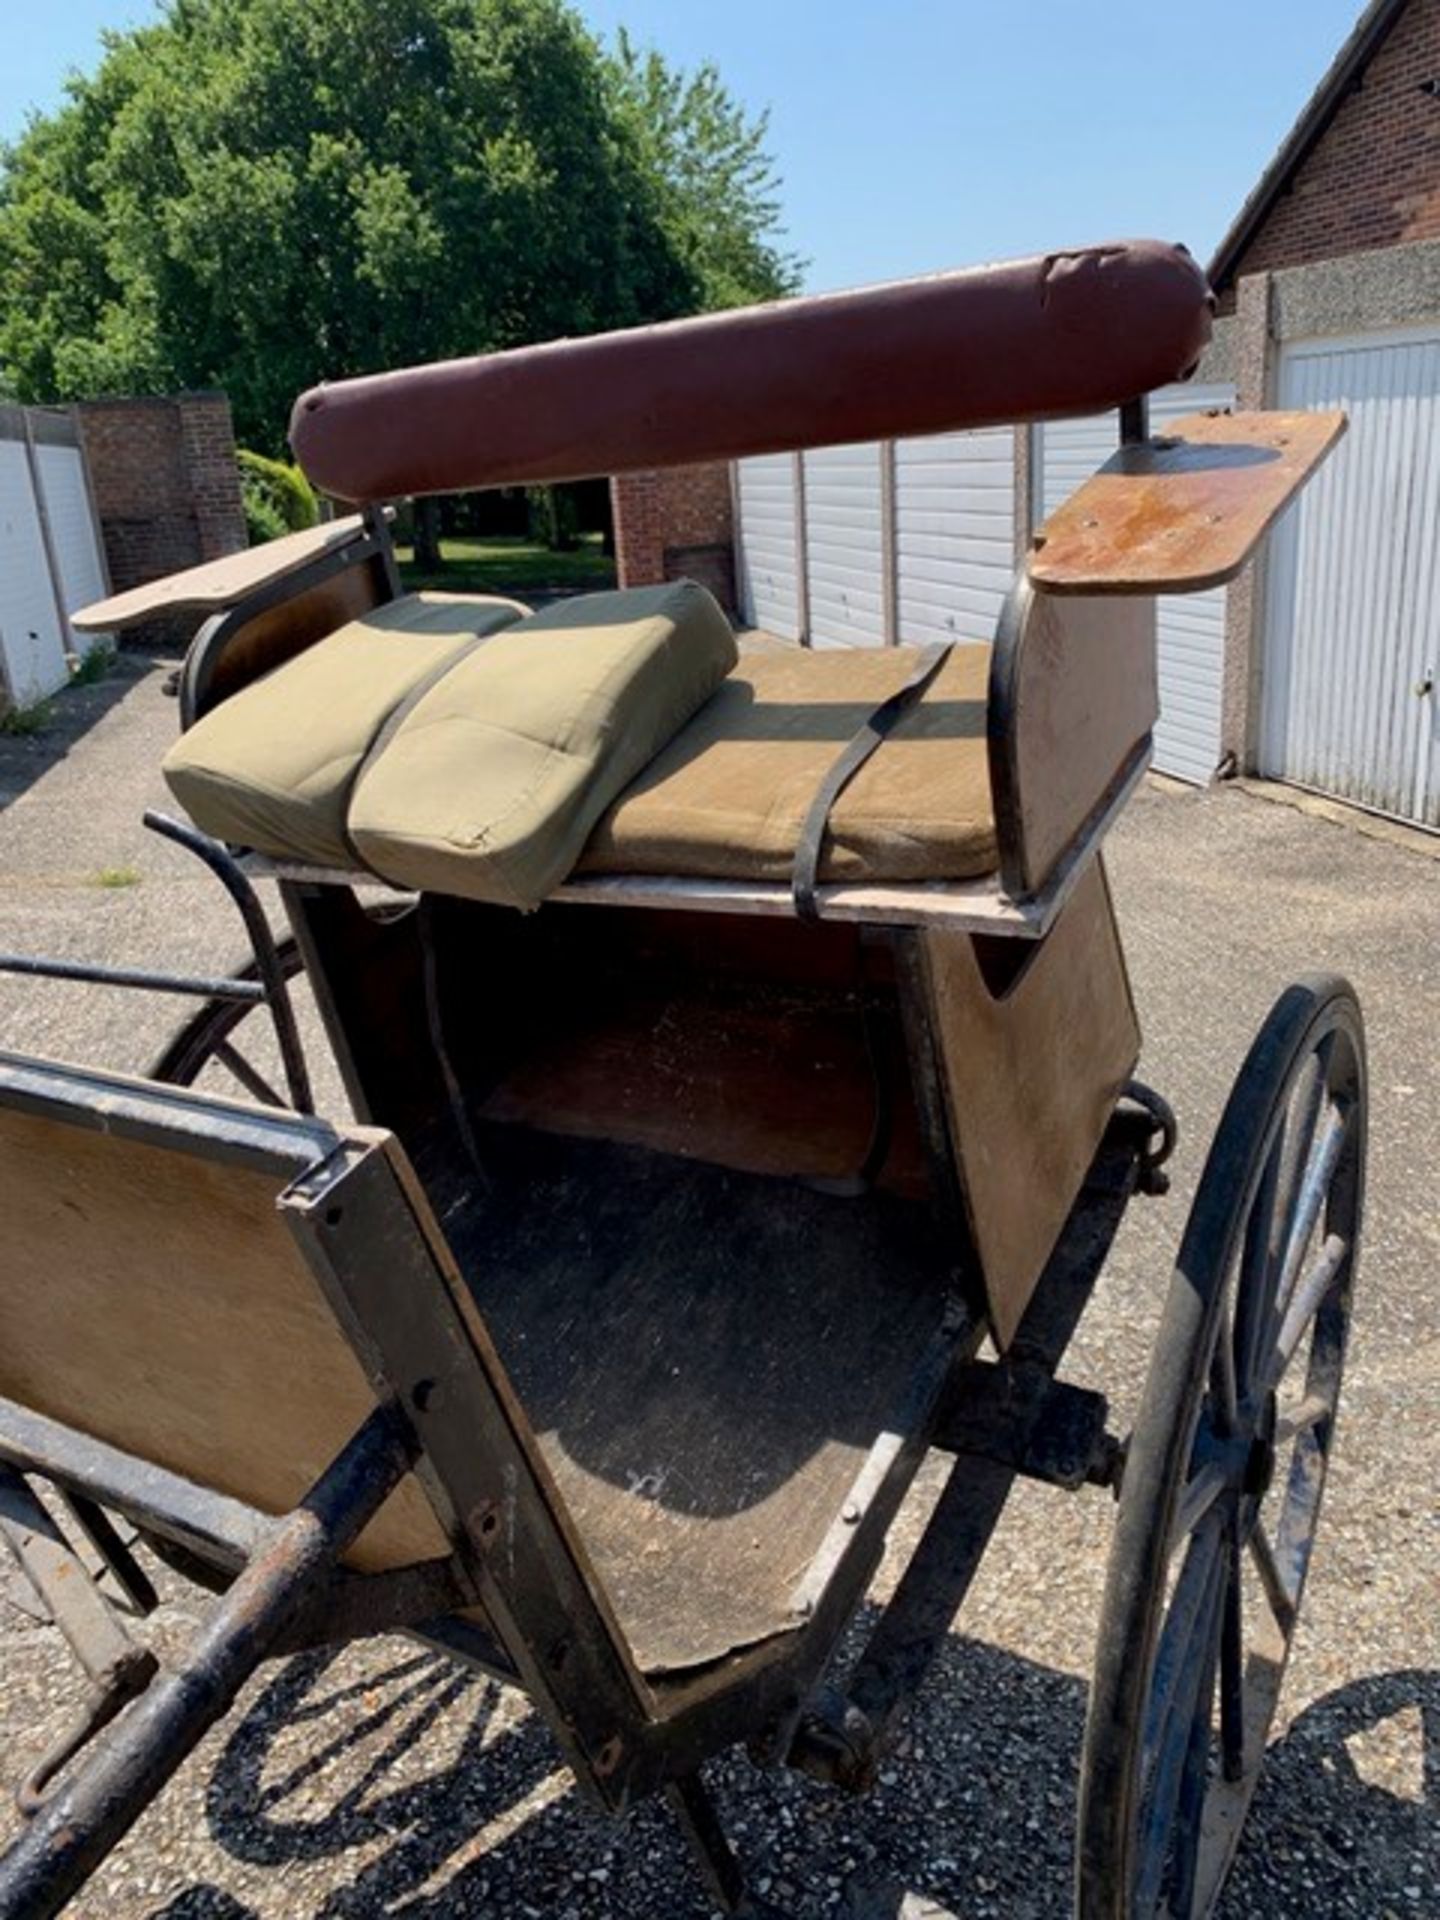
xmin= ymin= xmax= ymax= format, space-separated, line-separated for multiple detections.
xmin=290 ymin=239 xmax=1214 ymax=503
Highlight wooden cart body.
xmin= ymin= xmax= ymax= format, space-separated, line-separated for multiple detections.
xmin=0 ymin=240 xmax=1362 ymax=1920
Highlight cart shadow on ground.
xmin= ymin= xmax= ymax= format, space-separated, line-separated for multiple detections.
xmin=146 ymin=1616 xmax=1437 ymax=1920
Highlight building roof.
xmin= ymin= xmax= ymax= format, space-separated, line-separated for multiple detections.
xmin=1209 ymin=0 xmax=1414 ymax=292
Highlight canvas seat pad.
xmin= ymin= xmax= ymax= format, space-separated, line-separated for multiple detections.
xmin=579 ymin=641 xmax=998 ymax=885
xmin=163 ymin=591 xmax=530 ymax=868
xmin=348 ymin=581 xmax=739 ymax=909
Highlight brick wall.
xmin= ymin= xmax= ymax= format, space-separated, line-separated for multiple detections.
xmin=610 ymin=462 xmax=736 ymax=617
xmin=76 ymin=392 xmax=246 ymax=645
xmin=1227 ymin=0 xmax=1440 ymax=288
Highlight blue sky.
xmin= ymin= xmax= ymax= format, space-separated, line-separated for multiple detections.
xmin=4 ymin=1 xmax=1367 ymax=291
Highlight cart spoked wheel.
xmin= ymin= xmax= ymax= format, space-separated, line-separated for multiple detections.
xmin=1078 ymin=975 xmax=1366 ymax=1920
xmin=148 ymin=899 xmax=414 ymax=1109
xmin=147 ymin=937 xmax=307 ymax=1105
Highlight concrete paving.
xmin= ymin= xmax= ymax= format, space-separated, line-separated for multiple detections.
xmin=1 ymin=654 xmax=1436 ymax=1918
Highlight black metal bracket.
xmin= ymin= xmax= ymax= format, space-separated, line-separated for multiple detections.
xmin=931 ymin=1360 xmax=1124 ymax=1493
xmin=786 ymin=1116 xmax=1148 ymax=1793
xmin=1122 ymin=1078 xmax=1178 ymax=1196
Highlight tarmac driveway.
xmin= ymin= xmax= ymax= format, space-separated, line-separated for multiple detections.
xmin=0 ymin=654 xmax=1435 ymax=1919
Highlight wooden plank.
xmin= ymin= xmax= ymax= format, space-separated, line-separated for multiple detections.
xmin=476 ymin=959 xmax=927 ymax=1197
xmin=1028 ymin=408 xmax=1346 ymax=594
xmin=0 ymin=1085 xmax=449 ymax=1575
xmin=182 ymin=557 xmax=385 ymax=721
xmin=921 ymin=859 xmax=1140 ymax=1348
xmin=555 ymin=871 xmax=1053 ymax=934
xmin=991 ymin=587 xmax=1157 ymax=896
xmin=71 ymin=515 xmax=370 ymax=631
xmin=246 ymin=851 xmax=1055 ymax=936
xmin=445 ymin=1124 xmax=953 ymax=1674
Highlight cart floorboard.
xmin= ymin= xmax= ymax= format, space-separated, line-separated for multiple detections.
xmin=445 ymin=1123 xmax=956 ymax=1675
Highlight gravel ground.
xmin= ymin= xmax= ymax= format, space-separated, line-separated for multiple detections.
xmin=1 ymin=655 xmax=1436 ymax=1919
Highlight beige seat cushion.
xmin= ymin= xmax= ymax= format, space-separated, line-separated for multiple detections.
xmin=163 ymin=591 xmax=530 ymax=867
xmin=348 ymin=581 xmax=738 ymax=908
xmin=580 ymin=641 xmax=998 ymax=885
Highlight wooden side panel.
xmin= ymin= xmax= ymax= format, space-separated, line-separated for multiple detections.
xmin=472 ymin=906 xmax=927 ymax=1196
xmin=71 ymin=515 xmax=370 ymax=631
xmin=1029 ymin=408 xmax=1346 ymax=594
xmin=0 ymin=1107 xmax=448 ymax=1571
xmin=922 ymin=858 xmax=1138 ymax=1348
xmin=992 ymin=586 xmax=1156 ymax=897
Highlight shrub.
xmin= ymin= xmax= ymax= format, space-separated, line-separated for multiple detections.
xmin=68 ymin=640 xmax=116 ymax=686
xmin=236 ymin=449 xmax=319 ymax=546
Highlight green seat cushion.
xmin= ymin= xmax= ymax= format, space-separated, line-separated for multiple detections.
xmin=162 ymin=591 xmax=529 ymax=867
xmin=349 ymin=581 xmax=738 ymax=908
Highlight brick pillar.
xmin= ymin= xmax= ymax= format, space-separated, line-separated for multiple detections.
xmin=76 ymin=391 xmax=246 ymax=648
xmin=610 ymin=461 xmax=737 ymax=617
xmin=610 ymin=471 xmax=666 ymax=587
xmin=1220 ymin=271 xmax=1275 ymax=772
xmin=178 ymin=393 xmax=246 ymax=561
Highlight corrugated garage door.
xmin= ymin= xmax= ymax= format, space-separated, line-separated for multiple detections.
xmin=1262 ymin=327 xmax=1439 ymax=829
xmin=802 ymin=442 xmax=887 ymax=647
xmin=0 ymin=438 xmax=68 ymax=708
xmin=894 ymin=428 xmax=1016 ymax=644
xmin=735 ymin=427 xmax=1015 ymax=647
xmin=35 ymin=442 xmax=109 ymax=661
xmin=1039 ymin=382 xmax=1236 ymax=785
xmin=735 ymin=453 xmax=800 ymax=640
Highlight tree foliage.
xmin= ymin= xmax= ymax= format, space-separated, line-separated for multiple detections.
xmin=606 ymin=29 xmax=801 ymax=314
xmin=0 ymin=0 xmax=800 ymax=448
xmin=236 ymin=447 xmax=319 ymax=543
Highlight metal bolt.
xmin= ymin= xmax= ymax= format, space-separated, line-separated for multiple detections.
xmin=841 ymin=1501 xmax=861 ymax=1525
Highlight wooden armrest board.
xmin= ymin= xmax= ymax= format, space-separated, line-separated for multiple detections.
xmin=72 ymin=514 xmax=370 ymax=631
xmin=1028 ymin=409 xmax=1345 ymax=594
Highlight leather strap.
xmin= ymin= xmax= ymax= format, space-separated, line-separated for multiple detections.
xmin=791 ymin=644 xmax=952 ymax=921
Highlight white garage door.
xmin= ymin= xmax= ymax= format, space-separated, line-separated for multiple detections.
xmin=735 ymin=427 xmax=1016 ymax=647
xmin=0 ymin=438 xmax=68 ymax=708
xmin=894 ymin=428 xmax=1016 ymax=644
xmin=802 ymin=442 xmax=887 ymax=648
xmin=1262 ymin=327 xmax=1440 ymax=829
xmin=735 ymin=453 xmax=801 ymax=640
xmin=36 ymin=442 xmax=109 ymax=659
xmin=1039 ymin=382 xmax=1236 ymax=785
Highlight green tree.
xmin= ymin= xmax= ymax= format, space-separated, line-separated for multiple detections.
xmin=0 ymin=0 xmax=799 ymax=449
xmin=605 ymin=29 xmax=802 ymax=311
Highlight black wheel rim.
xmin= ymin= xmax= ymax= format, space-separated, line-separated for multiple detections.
xmin=148 ymin=940 xmax=306 ymax=1105
xmin=148 ymin=897 xmax=414 ymax=1108
xmin=1079 ymin=977 xmax=1367 ymax=1920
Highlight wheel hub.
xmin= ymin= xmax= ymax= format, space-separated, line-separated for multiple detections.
xmin=1242 ymin=1392 xmax=1279 ymax=1504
